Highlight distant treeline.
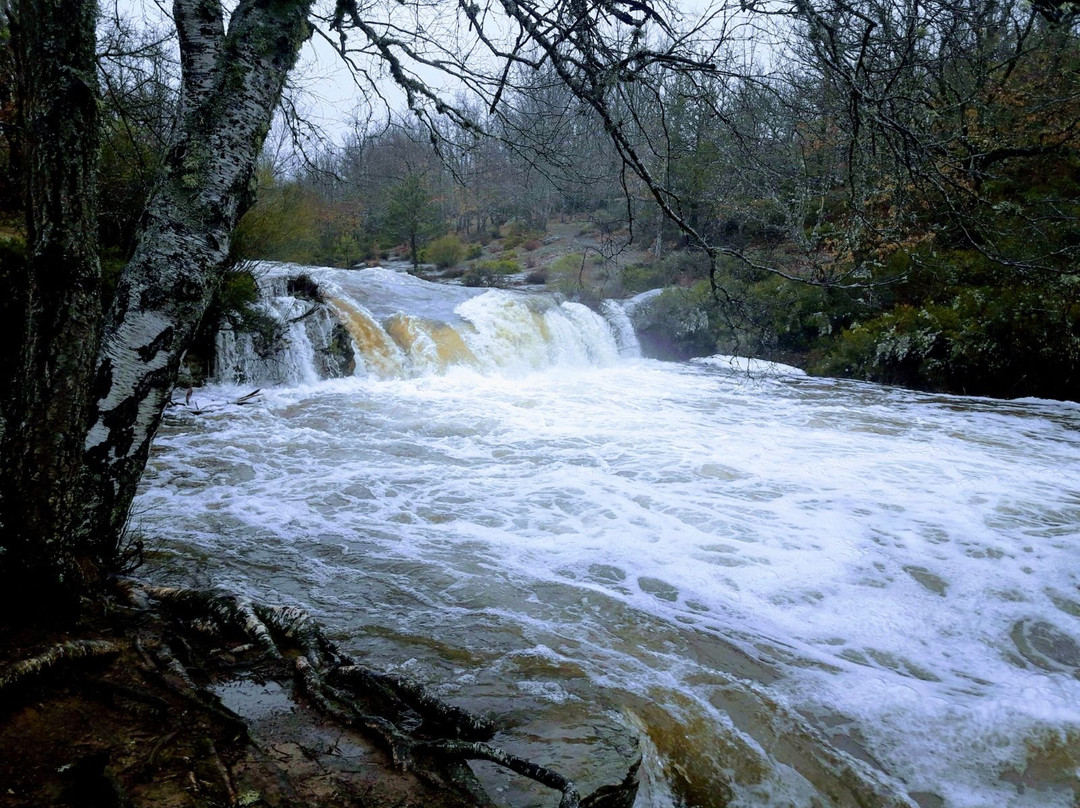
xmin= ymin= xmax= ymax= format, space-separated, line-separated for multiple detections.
xmin=1 ymin=0 xmax=1077 ymax=400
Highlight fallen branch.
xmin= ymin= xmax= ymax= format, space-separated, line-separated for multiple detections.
xmin=167 ymin=388 xmax=261 ymax=413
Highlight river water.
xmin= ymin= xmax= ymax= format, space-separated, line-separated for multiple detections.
xmin=137 ymin=265 xmax=1080 ymax=808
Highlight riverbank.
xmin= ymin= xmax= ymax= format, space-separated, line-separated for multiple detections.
xmin=0 ymin=582 xmax=640 ymax=808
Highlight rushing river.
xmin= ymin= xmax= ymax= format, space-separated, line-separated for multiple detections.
xmin=138 ymin=265 xmax=1080 ymax=808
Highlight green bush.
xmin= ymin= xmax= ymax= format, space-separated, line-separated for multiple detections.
xmin=504 ymin=220 xmax=544 ymax=250
xmin=474 ymin=259 xmax=522 ymax=275
xmin=549 ymin=253 xmax=584 ymax=278
xmin=621 ymin=252 xmax=716 ymax=293
xmin=216 ymin=266 xmax=260 ymax=312
xmin=621 ymin=262 xmax=667 ymax=293
xmin=425 ymin=234 xmax=465 ymax=268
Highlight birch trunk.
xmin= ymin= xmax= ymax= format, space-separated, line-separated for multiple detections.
xmin=0 ymin=0 xmax=101 ymax=595
xmin=80 ymin=0 xmax=314 ymax=550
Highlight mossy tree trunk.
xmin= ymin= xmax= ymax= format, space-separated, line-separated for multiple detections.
xmin=0 ymin=0 xmax=314 ymax=601
xmin=0 ymin=0 xmax=102 ymax=599
xmin=80 ymin=0 xmax=315 ymax=550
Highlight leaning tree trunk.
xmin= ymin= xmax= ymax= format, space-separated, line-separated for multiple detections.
xmin=79 ymin=0 xmax=314 ymax=551
xmin=0 ymin=0 xmax=102 ymax=598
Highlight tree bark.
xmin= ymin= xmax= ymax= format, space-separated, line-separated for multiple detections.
xmin=79 ymin=0 xmax=314 ymax=549
xmin=0 ymin=0 xmax=102 ymax=597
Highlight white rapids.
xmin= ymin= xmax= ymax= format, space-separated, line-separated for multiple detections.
xmin=138 ymin=264 xmax=1080 ymax=808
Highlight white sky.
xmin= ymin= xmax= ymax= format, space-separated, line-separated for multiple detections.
xmin=108 ymin=0 xmax=769 ymax=147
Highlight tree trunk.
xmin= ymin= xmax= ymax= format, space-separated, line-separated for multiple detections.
xmin=79 ymin=0 xmax=314 ymax=549
xmin=0 ymin=0 xmax=101 ymax=598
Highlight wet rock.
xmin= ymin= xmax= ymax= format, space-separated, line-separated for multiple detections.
xmin=903 ymin=566 xmax=948 ymax=597
xmin=314 ymin=321 xmax=356 ymax=378
xmin=638 ymin=576 xmax=679 ymax=602
xmin=1012 ymin=619 xmax=1080 ymax=672
xmin=587 ymin=564 xmax=627 ymax=584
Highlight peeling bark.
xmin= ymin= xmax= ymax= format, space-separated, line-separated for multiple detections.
xmin=80 ymin=0 xmax=315 ymax=548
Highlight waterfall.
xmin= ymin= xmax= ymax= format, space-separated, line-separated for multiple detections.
xmin=216 ymin=298 xmax=323 ymax=386
xmin=601 ymin=300 xmax=641 ymax=357
xmin=213 ymin=264 xmax=641 ymax=384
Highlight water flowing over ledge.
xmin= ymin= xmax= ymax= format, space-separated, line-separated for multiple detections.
xmin=214 ymin=263 xmax=639 ymax=385
xmin=145 ymin=262 xmax=1080 ymax=807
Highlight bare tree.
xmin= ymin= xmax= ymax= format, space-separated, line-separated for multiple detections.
xmin=0 ymin=0 xmax=739 ymax=599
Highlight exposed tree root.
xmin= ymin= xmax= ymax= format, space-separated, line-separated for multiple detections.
xmin=331 ymin=664 xmax=496 ymax=740
xmin=0 ymin=639 xmax=122 ymax=696
xmin=132 ymin=637 xmax=250 ymax=738
xmin=133 ymin=582 xmax=631 ymax=808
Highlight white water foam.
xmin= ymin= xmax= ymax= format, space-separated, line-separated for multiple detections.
xmin=146 ymin=266 xmax=1080 ymax=807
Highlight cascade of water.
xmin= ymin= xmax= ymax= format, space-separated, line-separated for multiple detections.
xmin=600 ymin=300 xmax=641 ymax=358
xmin=325 ymin=295 xmax=407 ymax=378
xmin=214 ymin=263 xmax=642 ymax=385
xmin=214 ymin=295 xmax=330 ymax=385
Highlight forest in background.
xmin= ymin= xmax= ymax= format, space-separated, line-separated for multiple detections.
xmin=2 ymin=0 xmax=1079 ymax=401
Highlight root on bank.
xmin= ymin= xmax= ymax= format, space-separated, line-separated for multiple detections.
xmin=131 ymin=582 xmax=637 ymax=808
xmin=0 ymin=639 xmax=122 ymax=695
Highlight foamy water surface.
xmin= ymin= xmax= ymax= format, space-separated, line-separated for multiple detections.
xmin=139 ymin=276 xmax=1080 ymax=808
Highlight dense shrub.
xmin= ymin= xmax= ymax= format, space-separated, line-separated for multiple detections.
xmin=549 ymin=253 xmax=584 ymax=278
xmin=503 ymin=219 xmax=544 ymax=250
xmin=474 ymin=258 xmax=522 ymax=275
xmin=287 ymin=273 xmax=321 ymax=301
xmin=818 ymin=286 xmax=1080 ymax=399
xmin=621 ymin=251 xmax=714 ymax=293
xmin=425 ymin=234 xmax=465 ymax=268
xmin=620 ymin=262 xmax=666 ymax=293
